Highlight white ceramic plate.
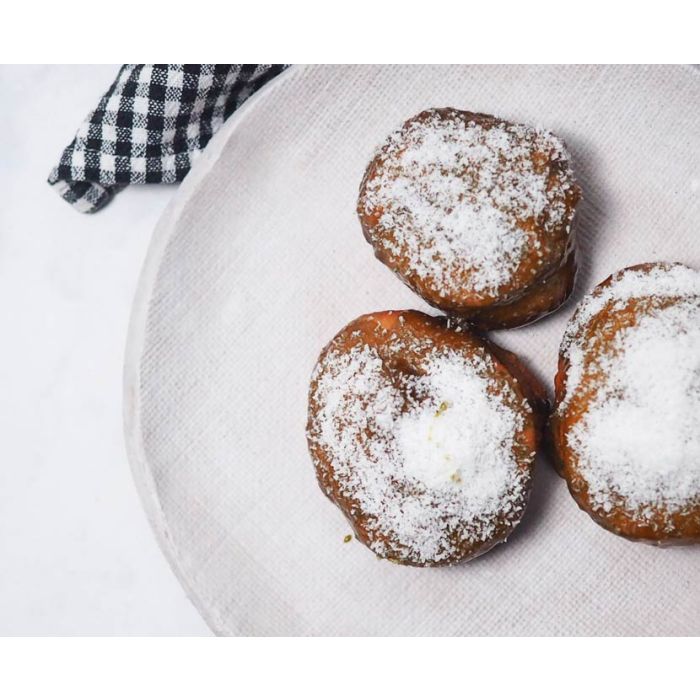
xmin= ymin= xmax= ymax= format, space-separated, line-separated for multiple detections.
xmin=125 ymin=65 xmax=700 ymax=635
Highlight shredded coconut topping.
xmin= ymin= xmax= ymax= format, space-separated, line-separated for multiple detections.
xmin=308 ymin=334 xmax=532 ymax=564
xmin=558 ymin=264 xmax=700 ymax=521
xmin=559 ymin=263 xmax=700 ymax=410
xmin=360 ymin=109 xmax=576 ymax=298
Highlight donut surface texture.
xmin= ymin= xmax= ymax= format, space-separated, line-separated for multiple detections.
xmin=357 ymin=108 xmax=581 ymax=327
xmin=551 ymin=263 xmax=700 ymax=544
xmin=307 ymin=310 xmax=547 ymax=566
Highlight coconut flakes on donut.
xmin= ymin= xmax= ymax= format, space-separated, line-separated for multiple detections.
xmin=362 ymin=111 xmax=575 ymax=297
xmin=309 ymin=341 xmax=530 ymax=564
xmin=568 ymin=300 xmax=700 ymax=520
xmin=559 ymin=263 xmax=700 ymax=411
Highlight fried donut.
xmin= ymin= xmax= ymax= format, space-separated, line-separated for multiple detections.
xmin=469 ymin=250 xmax=578 ymax=331
xmin=357 ymin=108 xmax=581 ymax=329
xmin=550 ymin=263 xmax=700 ymax=544
xmin=306 ymin=310 xmax=547 ymax=566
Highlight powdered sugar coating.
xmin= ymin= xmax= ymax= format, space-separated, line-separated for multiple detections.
xmin=307 ymin=315 xmax=535 ymax=565
xmin=555 ymin=263 xmax=700 ymax=530
xmin=359 ymin=109 xmax=578 ymax=303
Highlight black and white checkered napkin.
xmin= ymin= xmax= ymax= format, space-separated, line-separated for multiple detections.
xmin=48 ymin=64 xmax=287 ymax=213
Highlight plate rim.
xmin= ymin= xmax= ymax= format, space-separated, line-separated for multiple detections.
xmin=123 ymin=65 xmax=302 ymax=636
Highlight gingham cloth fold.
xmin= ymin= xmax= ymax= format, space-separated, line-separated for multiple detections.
xmin=48 ymin=64 xmax=287 ymax=213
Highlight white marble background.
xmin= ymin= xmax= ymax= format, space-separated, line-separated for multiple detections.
xmin=0 ymin=65 xmax=209 ymax=634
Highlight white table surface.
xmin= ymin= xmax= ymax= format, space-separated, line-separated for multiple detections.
xmin=0 ymin=65 xmax=210 ymax=635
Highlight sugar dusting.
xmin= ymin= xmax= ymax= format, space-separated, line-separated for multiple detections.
xmin=360 ymin=110 xmax=576 ymax=297
xmin=559 ymin=264 xmax=700 ymax=521
xmin=308 ymin=337 xmax=531 ymax=564
xmin=559 ymin=263 xmax=700 ymax=410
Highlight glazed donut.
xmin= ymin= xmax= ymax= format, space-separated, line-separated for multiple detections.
xmin=550 ymin=263 xmax=700 ymax=544
xmin=306 ymin=310 xmax=547 ymax=566
xmin=357 ymin=108 xmax=580 ymax=329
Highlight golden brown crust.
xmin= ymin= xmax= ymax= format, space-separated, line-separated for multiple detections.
xmin=307 ymin=310 xmax=547 ymax=566
xmin=357 ymin=108 xmax=580 ymax=328
xmin=468 ymin=250 xmax=577 ymax=330
xmin=550 ymin=263 xmax=700 ymax=545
